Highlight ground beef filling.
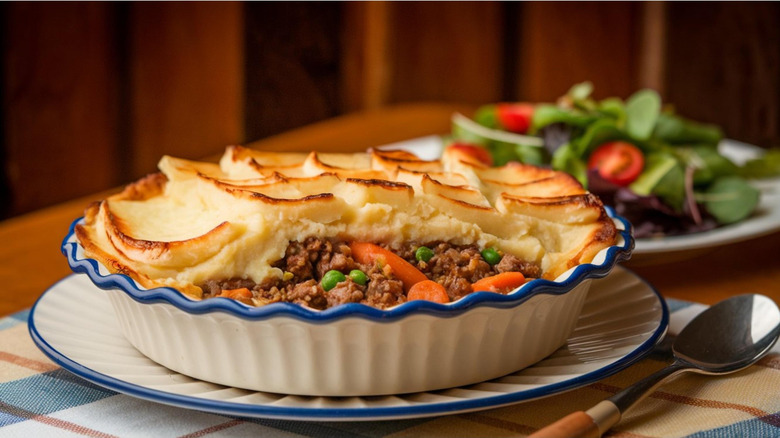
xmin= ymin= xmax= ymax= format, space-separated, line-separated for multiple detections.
xmin=199 ymin=238 xmax=541 ymax=310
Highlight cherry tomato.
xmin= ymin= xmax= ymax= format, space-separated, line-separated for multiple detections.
xmin=496 ymin=103 xmax=535 ymax=134
xmin=587 ymin=141 xmax=644 ymax=186
xmin=448 ymin=142 xmax=493 ymax=166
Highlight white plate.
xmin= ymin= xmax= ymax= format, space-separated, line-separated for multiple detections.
xmin=381 ymin=136 xmax=780 ymax=256
xmin=29 ymin=267 xmax=667 ymax=421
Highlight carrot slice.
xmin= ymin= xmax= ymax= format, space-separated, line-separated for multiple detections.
xmin=219 ymin=288 xmax=253 ymax=300
xmin=407 ymin=280 xmax=450 ymax=304
xmin=471 ymin=272 xmax=526 ymax=294
xmin=349 ymin=242 xmax=427 ymax=291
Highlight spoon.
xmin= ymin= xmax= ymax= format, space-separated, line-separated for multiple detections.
xmin=530 ymin=293 xmax=780 ymax=438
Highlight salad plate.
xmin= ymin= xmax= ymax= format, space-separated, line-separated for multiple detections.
xmin=29 ymin=267 xmax=666 ymax=421
xmin=634 ymin=139 xmax=780 ymax=255
xmin=380 ymin=136 xmax=780 ymax=257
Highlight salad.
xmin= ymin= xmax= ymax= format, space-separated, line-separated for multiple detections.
xmin=448 ymin=82 xmax=780 ymax=238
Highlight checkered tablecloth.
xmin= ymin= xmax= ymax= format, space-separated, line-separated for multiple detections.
xmin=1 ymin=299 xmax=778 ymax=438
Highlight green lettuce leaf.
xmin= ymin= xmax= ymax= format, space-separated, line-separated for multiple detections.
xmin=625 ymin=89 xmax=661 ymax=141
xmin=700 ymin=176 xmax=760 ymax=224
xmin=653 ymin=112 xmax=723 ymax=146
xmin=630 ymin=152 xmax=685 ymax=211
xmin=552 ymin=143 xmax=587 ymax=186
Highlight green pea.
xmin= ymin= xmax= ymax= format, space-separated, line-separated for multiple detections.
xmin=321 ymin=270 xmax=346 ymax=291
xmin=415 ymin=246 xmax=434 ymax=262
xmin=349 ymin=269 xmax=368 ymax=286
xmin=481 ymin=247 xmax=502 ymax=266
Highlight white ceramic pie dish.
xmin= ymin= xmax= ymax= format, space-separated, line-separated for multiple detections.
xmin=62 ymin=210 xmax=633 ymax=396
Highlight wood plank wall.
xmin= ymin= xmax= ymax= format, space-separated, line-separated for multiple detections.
xmin=129 ymin=3 xmax=244 ymax=178
xmin=2 ymin=2 xmax=779 ymax=218
xmin=2 ymin=3 xmax=121 ymax=218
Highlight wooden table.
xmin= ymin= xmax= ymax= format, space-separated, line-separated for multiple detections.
xmin=1 ymin=102 xmax=779 ymax=317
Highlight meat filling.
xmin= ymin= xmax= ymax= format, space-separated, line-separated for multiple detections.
xmin=199 ymin=237 xmax=541 ymax=310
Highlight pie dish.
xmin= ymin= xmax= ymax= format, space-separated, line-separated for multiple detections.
xmin=30 ymin=266 xmax=665 ymax=421
xmin=63 ymin=145 xmax=633 ymax=396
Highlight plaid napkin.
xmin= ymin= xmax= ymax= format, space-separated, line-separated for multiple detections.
xmin=1 ymin=300 xmax=778 ymax=438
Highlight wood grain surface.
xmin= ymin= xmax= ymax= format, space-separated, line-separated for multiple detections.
xmin=1 ymin=102 xmax=778 ymax=317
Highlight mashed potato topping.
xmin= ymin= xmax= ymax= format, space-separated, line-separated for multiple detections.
xmin=75 ymin=145 xmax=617 ymax=300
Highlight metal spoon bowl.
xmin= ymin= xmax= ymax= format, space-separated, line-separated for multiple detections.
xmin=531 ymin=294 xmax=780 ymax=438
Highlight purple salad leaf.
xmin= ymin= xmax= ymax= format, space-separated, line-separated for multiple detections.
xmin=587 ymin=170 xmax=717 ymax=238
xmin=683 ymin=165 xmax=702 ymax=225
xmin=540 ymin=123 xmax=571 ymax=156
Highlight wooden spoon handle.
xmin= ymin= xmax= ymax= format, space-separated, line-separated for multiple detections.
xmin=529 ymin=401 xmax=621 ymax=438
xmin=528 ymin=411 xmax=599 ymax=438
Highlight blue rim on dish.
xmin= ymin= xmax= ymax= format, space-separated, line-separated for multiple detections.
xmin=61 ymin=208 xmax=633 ymax=322
xmin=28 ymin=267 xmax=666 ymax=421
